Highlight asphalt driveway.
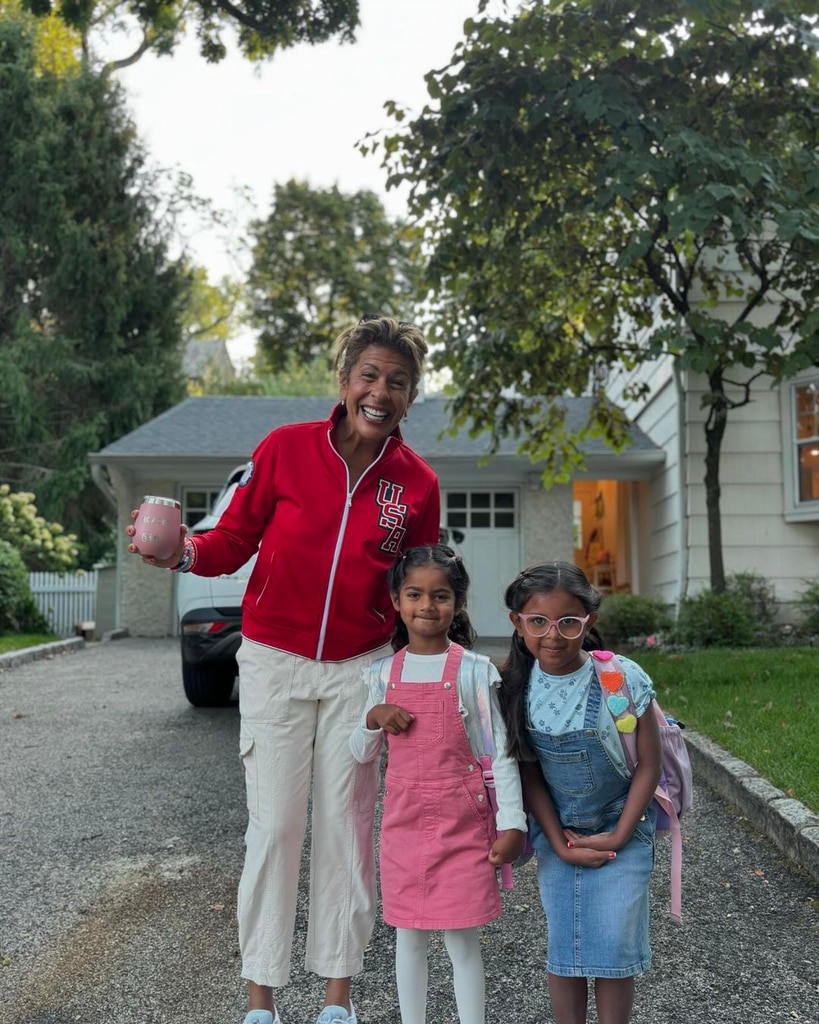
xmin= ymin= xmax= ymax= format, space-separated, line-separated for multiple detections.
xmin=0 ymin=638 xmax=816 ymax=1024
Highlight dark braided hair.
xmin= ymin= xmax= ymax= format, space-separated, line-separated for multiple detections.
xmin=387 ymin=544 xmax=477 ymax=651
xmin=499 ymin=561 xmax=603 ymax=761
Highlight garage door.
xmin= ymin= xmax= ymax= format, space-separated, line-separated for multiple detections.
xmin=442 ymin=489 xmax=521 ymax=638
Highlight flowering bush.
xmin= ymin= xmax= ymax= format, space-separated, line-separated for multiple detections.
xmin=0 ymin=486 xmax=80 ymax=572
xmin=0 ymin=540 xmax=49 ymax=632
xmin=625 ymin=632 xmax=669 ymax=651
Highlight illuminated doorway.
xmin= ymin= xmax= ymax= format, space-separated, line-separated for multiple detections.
xmin=572 ymin=480 xmax=634 ymax=594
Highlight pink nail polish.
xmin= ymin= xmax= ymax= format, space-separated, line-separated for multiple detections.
xmin=609 ymin=851 xmax=617 ymax=859
xmin=567 ymin=840 xmax=575 ymax=849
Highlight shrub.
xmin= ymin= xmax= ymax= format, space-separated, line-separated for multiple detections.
xmin=725 ymin=571 xmax=778 ymax=639
xmin=674 ymin=590 xmax=757 ymax=648
xmin=0 ymin=485 xmax=80 ymax=571
xmin=596 ymin=593 xmax=673 ymax=648
xmin=795 ymin=578 xmax=819 ymax=636
xmin=0 ymin=539 xmax=50 ymax=633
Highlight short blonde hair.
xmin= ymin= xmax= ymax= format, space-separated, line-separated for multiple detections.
xmin=334 ymin=316 xmax=428 ymax=392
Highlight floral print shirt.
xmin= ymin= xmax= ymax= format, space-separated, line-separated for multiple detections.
xmin=527 ymin=654 xmax=656 ymax=773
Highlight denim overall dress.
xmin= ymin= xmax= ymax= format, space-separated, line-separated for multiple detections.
xmin=527 ymin=671 xmax=655 ymax=978
xmin=379 ymin=644 xmax=502 ymax=930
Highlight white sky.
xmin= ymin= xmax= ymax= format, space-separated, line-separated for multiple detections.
xmin=116 ymin=0 xmax=507 ymax=310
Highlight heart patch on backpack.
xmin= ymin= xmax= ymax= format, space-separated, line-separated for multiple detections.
xmin=599 ymin=670 xmax=624 ymax=693
xmin=607 ymin=695 xmax=630 ymax=716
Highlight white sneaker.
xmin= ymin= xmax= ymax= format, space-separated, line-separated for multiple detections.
xmin=315 ymin=1002 xmax=356 ymax=1024
xmin=242 ymin=1011 xmax=280 ymax=1024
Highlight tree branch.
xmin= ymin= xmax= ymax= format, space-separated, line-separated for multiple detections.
xmin=212 ymin=0 xmax=274 ymax=34
xmin=101 ymin=32 xmax=153 ymax=77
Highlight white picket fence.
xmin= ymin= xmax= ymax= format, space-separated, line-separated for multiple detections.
xmin=28 ymin=571 xmax=98 ymax=637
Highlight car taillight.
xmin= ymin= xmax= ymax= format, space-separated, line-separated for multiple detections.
xmin=182 ymin=622 xmax=229 ymax=634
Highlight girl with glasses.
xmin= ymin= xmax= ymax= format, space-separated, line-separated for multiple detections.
xmin=499 ymin=561 xmax=662 ymax=1024
xmin=350 ymin=544 xmax=526 ymax=1024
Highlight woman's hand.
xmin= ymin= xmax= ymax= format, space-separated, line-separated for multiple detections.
xmin=125 ymin=509 xmax=188 ymax=568
xmin=366 ymin=703 xmax=415 ymax=735
xmin=489 ymin=829 xmax=524 ymax=866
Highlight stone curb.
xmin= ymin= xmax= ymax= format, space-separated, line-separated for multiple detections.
xmin=0 ymin=629 xmax=129 ymax=673
xmin=685 ymin=728 xmax=819 ymax=884
xmin=0 ymin=636 xmax=86 ymax=672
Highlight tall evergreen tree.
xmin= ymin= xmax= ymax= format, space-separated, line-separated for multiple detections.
xmin=0 ymin=15 xmax=189 ymax=564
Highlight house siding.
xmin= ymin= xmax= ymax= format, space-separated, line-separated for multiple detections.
xmin=609 ymin=353 xmax=685 ymax=605
xmin=684 ymin=369 xmax=819 ymax=608
xmin=612 ymin=346 xmax=819 ymax=616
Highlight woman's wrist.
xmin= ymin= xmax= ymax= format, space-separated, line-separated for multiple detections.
xmin=170 ymin=538 xmax=196 ymax=573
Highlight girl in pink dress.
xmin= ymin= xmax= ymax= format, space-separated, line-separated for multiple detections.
xmin=350 ymin=544 xmax=526 ymax=1024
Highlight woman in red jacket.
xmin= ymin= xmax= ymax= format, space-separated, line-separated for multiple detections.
xmin=128 ymin=316 xmax=440 ymax=1024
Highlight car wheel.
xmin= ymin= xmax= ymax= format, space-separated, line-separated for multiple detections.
xmin=182 ymin=659 xmax=237 ymax=707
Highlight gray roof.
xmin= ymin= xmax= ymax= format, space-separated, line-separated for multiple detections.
xmin=92 ymin=395 xmax=663 ymax=474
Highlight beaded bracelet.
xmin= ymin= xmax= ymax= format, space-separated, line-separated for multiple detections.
xmin=170 ymin=538 xmax=196 ymax=573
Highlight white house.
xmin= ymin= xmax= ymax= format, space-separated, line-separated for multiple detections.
xmin=89 ymin=393 xmax=665 ymax=639
xmin=604 ymin=242 xmax=819 ymax=619
xmin=605 ymin=355 xmax=819 ymax=619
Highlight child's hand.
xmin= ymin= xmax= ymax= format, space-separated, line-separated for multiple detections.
xmin=561 ymin=846 xmax=617 ymax=868
xmin=367 ymin=703 xmax=414 ymax=735
xmin=563 ymin=827 xmax=623 ymax=852
xmin=561 ymin=828 xmax=618 ymax=866
xmin=489 ymin=829 xmax=525 ymax=866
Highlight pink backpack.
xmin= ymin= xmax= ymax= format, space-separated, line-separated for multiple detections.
xmin=473 ymin=657 xmax=534 ymax=891
xmin=591 ymin=650 xmax=693 ymax=921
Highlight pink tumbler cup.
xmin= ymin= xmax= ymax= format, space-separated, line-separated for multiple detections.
xmin=134 ymin=496 xmax=182 ymax=560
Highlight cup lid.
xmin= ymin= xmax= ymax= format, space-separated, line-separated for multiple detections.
xmin=141 ymin=495 xmax=181 ymax=509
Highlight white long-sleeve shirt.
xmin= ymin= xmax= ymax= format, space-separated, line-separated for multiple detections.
xmin=350 ymin=647 xmax=527 ymax=833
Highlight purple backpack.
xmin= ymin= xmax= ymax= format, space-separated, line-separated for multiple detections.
xmin=591 ymin=650 xmax=693 ymax=921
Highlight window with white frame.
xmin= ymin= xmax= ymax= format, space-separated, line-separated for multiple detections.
xmin=445 ymin=490 xmax=517 ymax=530
xmin=182 ymin=487 xmax=223 ymax=529
xmin=783 ymin=376 xmax=819 ymax=521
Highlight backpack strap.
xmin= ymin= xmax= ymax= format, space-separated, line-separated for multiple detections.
xmin=590 ymin=649 xmax=638 ymax=766
xmin=655 ymin=787 xmax=683 ymax=922
xmin=474 ymin=660 xmax=514 ymax=891
xmin=590 ymin=650 xmax=683 ymax=922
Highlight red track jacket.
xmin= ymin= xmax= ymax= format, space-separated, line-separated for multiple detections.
xmin=189 ymin=405 xmax=440 ymax=661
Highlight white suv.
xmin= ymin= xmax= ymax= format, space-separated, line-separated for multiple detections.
xmin=176 ymin=467 xmax=461 ymax=708
xmin=176 ymin=465 xmax=256 ymax=707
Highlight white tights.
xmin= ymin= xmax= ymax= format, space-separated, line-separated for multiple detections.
xmin=395 ymin=926 xmax=485 ymax=1024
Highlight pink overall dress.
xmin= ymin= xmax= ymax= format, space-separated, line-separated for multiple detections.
xmin=379 ymin=643 xmax=502 ymax=930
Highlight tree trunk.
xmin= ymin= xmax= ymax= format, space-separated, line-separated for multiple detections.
xmin=704 ymin=370 xmax=728 ymax=593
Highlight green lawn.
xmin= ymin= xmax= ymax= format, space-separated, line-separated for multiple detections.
xmin=0 ymin=633 xmax=60 ymax=654
xmin=636 ymin=647 xmax=819 ymax=814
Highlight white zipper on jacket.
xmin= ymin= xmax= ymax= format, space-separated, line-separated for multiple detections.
xmin=315 ymin=432 xmax=395 ymax=660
